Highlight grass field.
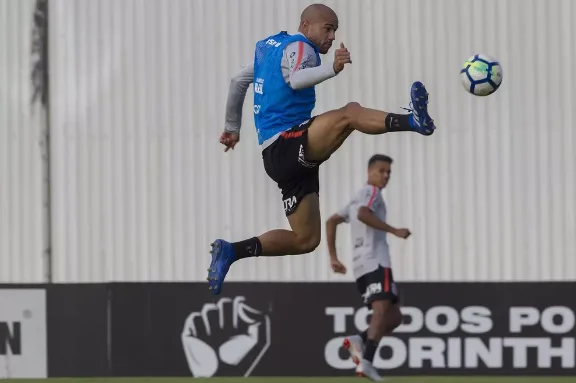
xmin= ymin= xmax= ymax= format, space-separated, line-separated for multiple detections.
xmin=3 ymin=378 xmax=576 ymax=383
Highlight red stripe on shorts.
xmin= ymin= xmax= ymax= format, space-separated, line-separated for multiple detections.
xmin=384 ymin=268 xmax=390 ymax=292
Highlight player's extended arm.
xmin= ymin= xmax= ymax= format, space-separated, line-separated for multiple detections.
xmin=326 ymin=214 xmax=347 ymax=259
xmin=290 ymin=63 xmax=336 ymax=89
xmin=357 ymin=207 xmax=400 ymax=236
xmin=224 ymin=63 xmax=255 ymax=134
xmin=284 ymin=41 xmax=337 ymax=90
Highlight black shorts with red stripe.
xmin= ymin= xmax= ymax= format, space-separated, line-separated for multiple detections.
xmin=356 ymin=265 xmax=400 ymax=308
xmin=262 ymin=117 xmax=326 ymax=217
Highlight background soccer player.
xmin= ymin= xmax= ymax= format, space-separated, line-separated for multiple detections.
xmin=325 ymin=154 xmax=410 ymax=381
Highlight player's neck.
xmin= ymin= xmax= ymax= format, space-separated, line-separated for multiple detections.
xmin=367 ymin=181 xmax=381 ymax=189
xmin=295 ymin=30 xmax=309 ymax=40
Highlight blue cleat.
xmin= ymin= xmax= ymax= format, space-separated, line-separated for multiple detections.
xmin=206 ymin=239 xmax=237 ymax=295
xmin=405 ymin=81 xmax=436 ymax=136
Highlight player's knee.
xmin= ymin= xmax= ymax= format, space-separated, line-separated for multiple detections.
xmin=295 ymin=231 xmax=321 ymax=254
xmin=341 ymin=102 xmax=363 ymax=126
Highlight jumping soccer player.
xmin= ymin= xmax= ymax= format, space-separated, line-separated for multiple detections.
xmin=326 ymin=154 xmax=409 ymax=381
xmin=207 ymin=4 xmax=434 ymax=297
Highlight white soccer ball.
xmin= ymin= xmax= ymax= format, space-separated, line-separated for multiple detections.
xmin=460 ymin=54 xmax=503 ymax=96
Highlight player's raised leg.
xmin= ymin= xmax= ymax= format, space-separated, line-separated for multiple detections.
xmin=305 ymin=81 xmax=435 ymax=162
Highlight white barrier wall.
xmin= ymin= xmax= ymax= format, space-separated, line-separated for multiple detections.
xmin=0 ymin=0 xmax=49 ymax=282
xmin=40 ymin=0 xmax=576 ymax=282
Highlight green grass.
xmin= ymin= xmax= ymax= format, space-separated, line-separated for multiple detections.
xmin=3 ymin=378 xmax=576 ymax=383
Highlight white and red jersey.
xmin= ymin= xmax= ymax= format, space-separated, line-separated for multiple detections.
xmin=337 ymin=184 xmax=391 ymax=280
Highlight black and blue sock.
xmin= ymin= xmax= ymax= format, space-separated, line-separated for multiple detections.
xmin=232 ymin=237 xmax=262 ymax=260
xmin=385 ymin=113 xmax=412 ymax=132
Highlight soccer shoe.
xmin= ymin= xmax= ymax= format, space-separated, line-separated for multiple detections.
xmin=406 ymin=81 xmax=436 ymax=136
xmin=356 ymin=358 xmax=383 ymax=381
xmin=343 ymin=335 xmax=364 ymax=366
xmin=207 ymin=239 xmax=236 ymax=295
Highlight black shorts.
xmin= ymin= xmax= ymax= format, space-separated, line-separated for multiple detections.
xmin=262 ymin=118 xmax=325 ymax=216
xmin=356 ymin=266 xmax=400 ymax=308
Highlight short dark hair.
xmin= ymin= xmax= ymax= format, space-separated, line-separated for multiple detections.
xmin=368 ymin=154 xmax=393 ymax=168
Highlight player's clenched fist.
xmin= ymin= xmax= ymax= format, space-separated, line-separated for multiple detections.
xmin=333 ymin=42 xmax=352 ymax=74
xmin=220 ymin=131 xmax=240 ymax=152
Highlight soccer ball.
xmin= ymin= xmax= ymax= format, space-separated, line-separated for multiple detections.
xmin=460 ymin=54 xmax=503 ymax=96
